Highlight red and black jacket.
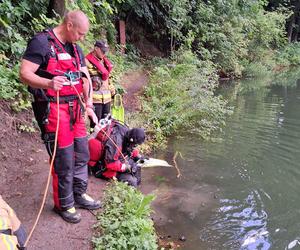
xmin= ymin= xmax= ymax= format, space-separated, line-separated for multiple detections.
xmin=88 ymin=121 xmax=139 ymax=178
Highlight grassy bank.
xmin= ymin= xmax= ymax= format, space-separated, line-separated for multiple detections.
xmin=127 ymin=50 xmax=233 ymax=149
xmin=92 ymin=181 xmax=157 ymax=250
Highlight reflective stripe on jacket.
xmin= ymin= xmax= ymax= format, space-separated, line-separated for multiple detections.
xmin=0 ymin=234 xmax=18 ymax=250
xmin=0 ymin=196 xmax=20 ymax=250
xmin=93 ymin=89 xmax=112 ymax=104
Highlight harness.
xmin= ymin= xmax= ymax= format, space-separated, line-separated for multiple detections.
xmin=89 ymin=120 xmax=116 ymax=177
xmin=31 ymin=30 xmax=85 ymax=133
xmin=45 ymin=30 xmax=82 ymax=97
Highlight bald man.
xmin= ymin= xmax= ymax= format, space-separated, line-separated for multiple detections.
xmin=19 ymin=10 xmax=101 ymax=224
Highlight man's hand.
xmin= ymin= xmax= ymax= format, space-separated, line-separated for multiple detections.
xmin=121 ymin=162 xmax=131 ymax=172
xmin=87 ymin=106 xmax=98 ymax=124
xmin=121 ymin=159 xmax=138 ymax=173
xmin=109 ymin=84 xmax=116 ymax=96
xmin=128 ymin=158 xmax=138 ymax=173
xmin=49 ymin=75 xmax=67 ymax=91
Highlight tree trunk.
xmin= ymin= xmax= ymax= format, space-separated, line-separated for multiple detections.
xmin=295 ymin=15 xmax=300 ymax=41
xmin=290 ymin=0 xmax=300 ymax=42
xmin=295 ymin=1 xmax=300 ymax=41
xmin=287 ymin=14 xmax=295 ymax=43
xmin=47 ymin=0 xmax=66 ymax=18
xmin=119 ymin=20 xmax=126 ymax=54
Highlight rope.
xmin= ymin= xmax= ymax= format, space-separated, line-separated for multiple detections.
xmin=69 ymin=81 xmax=86 ymax=109
xmin=24 ymin=91 xmax=60 ymax=247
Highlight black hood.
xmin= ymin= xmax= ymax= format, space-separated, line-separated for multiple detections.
xmin=125 ymin=128 xmax=145 ymax=145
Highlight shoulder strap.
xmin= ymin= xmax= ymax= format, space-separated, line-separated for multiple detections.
xmin=46 ymin=30 xmax=81 ymax=69
xmin=46 ymin=30 xmax=66 ymax=54
xmin=72 ymin=44 xmax=81 ymax=70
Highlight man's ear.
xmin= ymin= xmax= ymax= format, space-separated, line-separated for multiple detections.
xmin=66 ymin=21 xmax=73 ymax=31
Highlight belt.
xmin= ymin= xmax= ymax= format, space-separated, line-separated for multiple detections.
xmin=48 ymin=95 xmax=79 ymax=103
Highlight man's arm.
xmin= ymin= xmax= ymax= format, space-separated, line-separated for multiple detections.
xmin=81 ymin=65 xmax=98 ymax=124
xmin=19 ymin=59 xmax=65 ymax=91
xmin=81 ymin=65 xmax=93 ymax=105
xmin=85 ymin=58 xmax=90 ymax=67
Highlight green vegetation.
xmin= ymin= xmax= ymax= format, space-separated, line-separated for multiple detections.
xmin=140 ymin=50 xmax=232 ymax=148
xmin=109 ymin=52 xmax=141 ymax=94
xmin=275 ymin=42 xmax=300 ymax=67
xmin=1 ymin=0 xmax=300 ymax=101
xmin=115 ymin=0 xmax=297 ymax=77
xmin=93 ymin=181 xmax=157 ymax=250
xmin=1 ymin=0 xmax=300 ymax=248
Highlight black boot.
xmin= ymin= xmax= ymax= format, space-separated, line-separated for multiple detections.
xmin=74 ymin=193 xmax=101 ymax=210
xmin=53 ymin=206 xmax=81 ymax=224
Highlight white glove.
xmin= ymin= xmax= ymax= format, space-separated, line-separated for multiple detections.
xmin=121 ymin=162 xmax=131 ymax=172
xmin=90 ymin=125 xmax=101 ymax=139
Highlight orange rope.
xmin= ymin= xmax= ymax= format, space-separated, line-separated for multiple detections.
xmin=24 ymin=91 xmax=60 ymax=247
xmin=70 ymin=81 xmax=86 ymax=109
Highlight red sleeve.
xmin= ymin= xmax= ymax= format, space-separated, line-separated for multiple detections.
xmin=105 ymin=160 xmax=123 ymax=172
xmin=98 ymin=64 xmax=109 ymax=80
xmin=103 ymin=56 xmax=113 ymax=73
xmin=131 ymin=149 xmax=139 ymax=158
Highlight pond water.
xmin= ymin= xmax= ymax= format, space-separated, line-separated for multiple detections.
xmin=142 ymin=70 xmax=300 ymax=250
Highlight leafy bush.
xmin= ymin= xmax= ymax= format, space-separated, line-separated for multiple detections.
xmin=276 ymin=42 xmax=300 ymax=67
xmin=243 ymin=62 xmax=270 ymax=78
xmin=0 ymin=59 xmax=28 ymax=100
xmin=93 ymin=181 xmax=157 ymax=250
xmin=0 ymin=0 xmax=31 ymax=59
xmin=138 ymin=49 xmax=232 ymax=148
xmin=119 ymin=0 xmax=289 ymax=76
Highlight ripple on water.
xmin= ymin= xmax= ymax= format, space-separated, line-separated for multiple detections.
xmin=200 ymin=190 xmax=271 ymax=250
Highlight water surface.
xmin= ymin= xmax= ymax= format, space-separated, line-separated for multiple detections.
xmin=143 ymin=70 xmax=300 ymax=250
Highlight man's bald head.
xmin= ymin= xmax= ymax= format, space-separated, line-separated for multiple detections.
xmin=62 ymin=10 xmax=90 ymax=43
xmin=64 ymin=10 xmax=89 ymax=28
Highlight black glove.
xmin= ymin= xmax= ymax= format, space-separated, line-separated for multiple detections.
xmin=135 ymin=155 xmax=149 ymax=164
xmin=128 ymin=158 xmax=138 ymax=174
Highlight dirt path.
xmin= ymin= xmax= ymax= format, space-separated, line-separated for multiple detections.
xmin=0 ymin=69 xmax=149 ymax=250
xmin=121 ymin=68 xmax=148 ymax=112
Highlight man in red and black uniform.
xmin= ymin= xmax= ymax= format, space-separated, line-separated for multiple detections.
xmin=19 ymin=10 xmax=101 ymax=224
xmin=89 ymin=120 xmax=145 ymax=187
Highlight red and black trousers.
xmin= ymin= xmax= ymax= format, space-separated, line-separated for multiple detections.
xmin=32 ymin=97 xmax=89 ymax=210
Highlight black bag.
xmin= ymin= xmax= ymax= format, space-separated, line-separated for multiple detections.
xmin=91 ymin=160 xmax=107 ymax=179
xmin=31 ymin=101 xmax=50 ymax=139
